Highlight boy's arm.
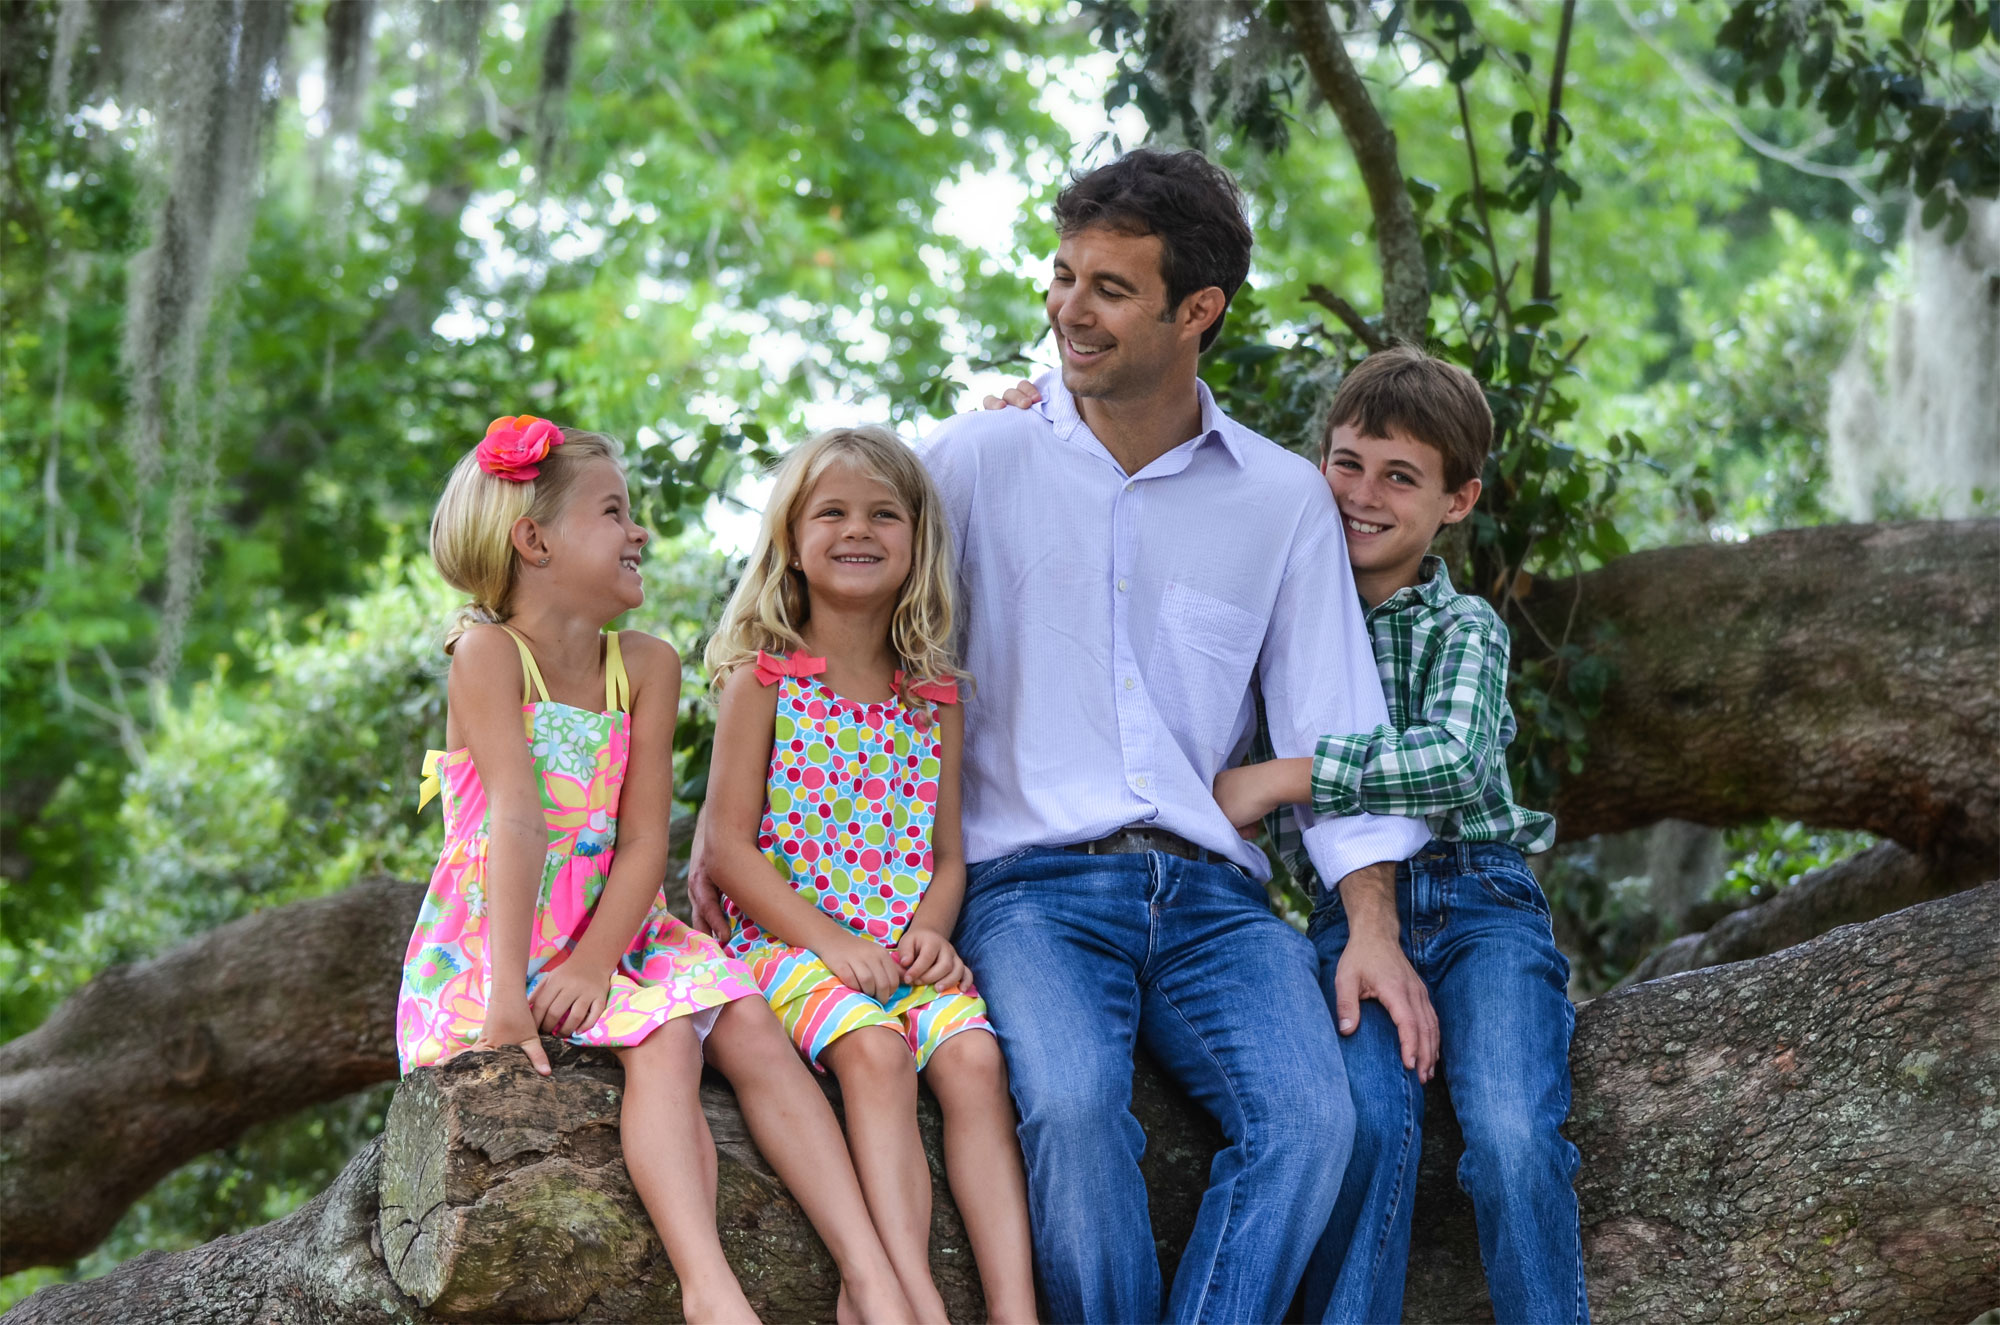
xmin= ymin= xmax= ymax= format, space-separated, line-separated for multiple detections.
xmin=1310 ymin=614 xmax=1509 ymax=820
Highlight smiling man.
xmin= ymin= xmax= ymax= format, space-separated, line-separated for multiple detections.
xmin=917 ymin=149 xmax=1436 ymax=1324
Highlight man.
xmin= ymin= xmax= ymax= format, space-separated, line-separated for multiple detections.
xmin=698 ymin=148 xmax=1436 ymax=1323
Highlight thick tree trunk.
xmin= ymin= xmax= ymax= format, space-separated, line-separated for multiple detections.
xmin=0 ymin=876 xmax=423 ymax=1275
xmin=1525 ymin=520 xmax=2000 ymax=863
xmin=1624 ymin=839 xmax=1993 ymax=984
xmin=11 ymin=884 xmax=1995 ymax=1325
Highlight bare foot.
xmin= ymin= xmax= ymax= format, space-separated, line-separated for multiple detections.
xmin=681 ymin=1280 xmax=761 ymax=1325
xmin=837 ymin=1275 xmax=919 ymax=1325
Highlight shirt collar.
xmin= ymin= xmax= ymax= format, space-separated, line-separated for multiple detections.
xmin=1036 ymin=371 xmax=1247 ymax=468
xmin=1366 ymin=555 xmax=1455 ymax=620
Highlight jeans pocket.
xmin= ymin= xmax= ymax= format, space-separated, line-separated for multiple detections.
xmin=1475 ymin=863 xmax=1552 ymax=917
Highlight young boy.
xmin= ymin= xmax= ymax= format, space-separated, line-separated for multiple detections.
xmin=1213 ymin=345 xmax=1585 ymax=1325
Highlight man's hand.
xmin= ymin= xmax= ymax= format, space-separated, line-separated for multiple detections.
xmin=896 ymin=928 xmax=971 ymax=992
xmin=686 ymin=808 xmax=730 ymax=936
xmin=1332 ymin=860 xmax=1439 ymax=1081
xmin=980 ymin=379 xmax=1042 ymax=411
xmin=819 ymin=932 xmax=906 ymax=1002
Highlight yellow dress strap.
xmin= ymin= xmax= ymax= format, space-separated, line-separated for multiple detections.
xmin=418 ymin=748 xmax=446 ymax=812
xmin=497 ymin=624 xmax=553 ymax=706
xmin=604 ymin=631 xmax=631 ymax=712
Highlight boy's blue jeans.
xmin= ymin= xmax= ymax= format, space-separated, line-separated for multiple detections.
xmin=956 ymin=846 xmax=1352 ymax=1325
xmin=1303 ymin=840 xmax=1588 ymax=1325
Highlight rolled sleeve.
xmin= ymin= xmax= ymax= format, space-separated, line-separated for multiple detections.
xmin=1259 ymin=499 xmax=1430 ymax=887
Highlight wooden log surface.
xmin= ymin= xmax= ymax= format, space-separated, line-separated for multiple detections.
xmin=10 ymin=882 xmax=1996 ymax=1325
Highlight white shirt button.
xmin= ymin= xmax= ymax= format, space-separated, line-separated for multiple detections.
xmin=1117 ymin=578 xmax=1128 ymax=592
xmin=1134 ymin=775 xmax=1149 ymax=789
xmin=1123 ymin=676 xmax=1136 ymax=690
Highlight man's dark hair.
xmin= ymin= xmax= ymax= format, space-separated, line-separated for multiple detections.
xmin=1052 ymin=148 xmax=1253 ymax=353
xmin=1323 ymin=345 xmax=1493 ymax=491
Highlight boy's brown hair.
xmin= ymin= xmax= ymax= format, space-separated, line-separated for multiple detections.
xmin=1321 ymin=345 xmax=1492 ymax=491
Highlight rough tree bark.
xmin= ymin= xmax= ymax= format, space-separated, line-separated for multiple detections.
xmin=1525 ymin=519 xmax=2000 ymax=863
xmin=0 ymin=876 xmax=423 ymax=1275
xmin=1624 ymin=838 xmax=1994 ymax=984
xmin=10 ymin=883 xmax=1994 ymax=1325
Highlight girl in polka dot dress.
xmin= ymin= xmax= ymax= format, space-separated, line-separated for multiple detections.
xmin=399 ymin=417 xmax=912 ymax=1325
xmin=704 ymin=426 xmax=1037 ymax=1324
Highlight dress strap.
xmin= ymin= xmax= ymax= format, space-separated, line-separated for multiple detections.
xmin=497 ymin=625 xmax=553 ymax=707
xmin=895 ymin=670 xmax=959 ymax=706
xmin=604 ymin=632 xmax=630 ymax=712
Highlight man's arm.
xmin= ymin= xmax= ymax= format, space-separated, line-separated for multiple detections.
xmin=1258 ymin=496 xmax=1437 ymax=1078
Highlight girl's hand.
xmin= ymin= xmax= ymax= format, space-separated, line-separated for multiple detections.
xmin=473 ymin=997 xmax=553 ymax=1076
xmin=896 ymin=928 xmax=970 ymax=992
xmin=980 ymin=379 xmax=1042 ymax=411
xmin=529 ymin=956 xmax=614 ymax=1041
xmin=819 ymin=932 xmax=905 ymax=1002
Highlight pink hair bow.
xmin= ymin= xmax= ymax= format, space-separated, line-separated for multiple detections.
xmin=895 ymin=671 xmax=958 ymax=705
xmin=753 ymin=650 xmax=827 ymax=687
xmin=477 ymin=415 xmax=564 ymax=482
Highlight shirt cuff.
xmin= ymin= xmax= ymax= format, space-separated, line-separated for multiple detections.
xmin=1304 ymin=811 xmax=1432 ymax=890
xmin=1311 ymin=731 xmax=1377 ymax=817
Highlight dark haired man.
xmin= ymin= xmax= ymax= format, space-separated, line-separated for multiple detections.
xmin=920 ymin=149 xmax=1436 ymax=1323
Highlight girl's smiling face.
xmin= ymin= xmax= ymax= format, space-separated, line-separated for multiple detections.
xmin=791 ymin=458 xmax=914 ymax=607
xmin=547 ymin=457 xmax=649 ymax=613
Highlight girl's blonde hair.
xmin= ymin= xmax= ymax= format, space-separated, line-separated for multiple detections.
xmin=705 ymin=425 xmax=965 ymax=696
xmin=429 ymin=427 xmax=624 ymax=652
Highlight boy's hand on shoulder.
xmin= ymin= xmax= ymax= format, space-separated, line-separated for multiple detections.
xmin=896 ymin=927 xmax=970 ymax=992
xmin=819 ymin=931 xmax=905 ymax=1002
xmin=980 ymin=379 xmax=1042 ymax=411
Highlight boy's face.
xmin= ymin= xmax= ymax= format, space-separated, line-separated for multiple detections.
xmin=1322 ymin=424 xmax=1481 ymax=587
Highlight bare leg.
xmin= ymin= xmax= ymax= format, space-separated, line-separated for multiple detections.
xmin=821 ymin=1026 xmax=951 ymax=1324
xmin=614 ymin=1021 xmax=757 ymax=1325
xmin=704 ymin=998 xmax=915 ymax=1325
xmin=923 ymin=1030 xmax=1039 ymax=1324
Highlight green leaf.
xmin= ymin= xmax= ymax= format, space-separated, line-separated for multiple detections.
xmin=1514 ymin=300 xmax=1560 ymax=327
xmin=1901 ymin=0 xmax=1931 ymax=45
xmin=1446 ymin=44 xmax=1486 ymax=83
xmin=1921 ymin=188 xmax=1949 ymax=229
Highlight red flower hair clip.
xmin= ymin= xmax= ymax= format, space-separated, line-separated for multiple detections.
xmin=477 ymin=415 xmax=564 ymax=482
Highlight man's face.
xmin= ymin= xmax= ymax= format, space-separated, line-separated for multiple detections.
xmin=1046 ymin=225 xmax=1191 ymax=402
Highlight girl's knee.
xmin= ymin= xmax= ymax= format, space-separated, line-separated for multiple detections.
xmin=924 ymin=1029 xmax=1008 ymax=1096
xmin=617 ymin=1017 xmax=703 ymax=1080
xmin=824 ymin=1024 xmax=917 ymax=1084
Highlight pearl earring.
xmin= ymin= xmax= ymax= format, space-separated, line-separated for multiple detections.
xmin=538 ymin=556 xmax=550 ymax=566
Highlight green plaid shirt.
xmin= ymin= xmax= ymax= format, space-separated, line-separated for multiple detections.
xmin=1266 ymin=556 xmax=1556 ymax=890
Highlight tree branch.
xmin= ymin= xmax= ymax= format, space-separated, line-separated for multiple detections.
xmin=1304 ymin=282 xmax=1390 ymax=351
xmin=1531 ymin=0 xmax=1577 ymax=303
xmin=1285 ymin=0 xmax=1430 ymax=341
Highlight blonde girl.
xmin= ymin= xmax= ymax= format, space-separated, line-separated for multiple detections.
xmin=699 ymin=425 xmax=1038 ymax=1324
xmin=396 ymin=416 xmax=912 ymax=1325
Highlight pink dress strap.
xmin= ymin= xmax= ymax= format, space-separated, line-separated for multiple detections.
xmin=894 ymin=670 xmax=959 ymax=705
xmin=754 ymin=649 xmax=828 ymax=687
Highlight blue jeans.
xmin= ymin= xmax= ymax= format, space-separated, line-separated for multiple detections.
xmin=957 ymin=847 xmax=1352 ymax=1324
xmin=1302 ymin=841 xmax=1587 ymax=1325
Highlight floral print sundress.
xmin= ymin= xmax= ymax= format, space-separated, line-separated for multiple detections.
xmin=396 ymin=626 xmax=759 ymax=1073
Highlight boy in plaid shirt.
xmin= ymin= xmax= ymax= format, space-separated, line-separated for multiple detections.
xmin=1214 ymin=346 xmax=1586 ymax=1324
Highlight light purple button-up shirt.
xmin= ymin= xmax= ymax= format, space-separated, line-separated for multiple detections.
xmin=921 ymin=372 xmax=1430 ymax=887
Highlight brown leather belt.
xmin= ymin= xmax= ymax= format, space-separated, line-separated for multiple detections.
xmin=1064 ymin=825 xmax=1218 ymax=863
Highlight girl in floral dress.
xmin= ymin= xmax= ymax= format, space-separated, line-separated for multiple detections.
xmin=703 ymin=426 xmax=1037 ymax=1324
xmin=397 ymin=416 xmax=911 ymax=1325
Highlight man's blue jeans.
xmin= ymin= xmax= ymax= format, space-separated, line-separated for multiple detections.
xmin=957 ymin=847 xmax=1352 ymax=1324
xmin=1302 ymin=840 xmax=1587 ymax=1324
